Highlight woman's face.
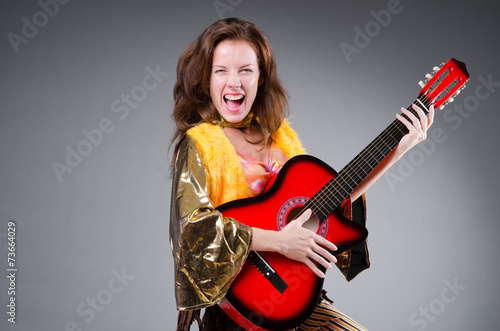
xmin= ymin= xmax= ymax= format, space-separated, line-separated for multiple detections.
xmin=209 ymin=40 xmax=260 ymax=124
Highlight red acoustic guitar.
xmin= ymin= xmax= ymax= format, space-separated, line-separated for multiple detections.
xmin=218 ymin=58 xmax=469 ymax=331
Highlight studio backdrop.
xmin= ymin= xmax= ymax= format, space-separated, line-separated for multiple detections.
xmin=1 ymin=0 xmax=499 ymax=330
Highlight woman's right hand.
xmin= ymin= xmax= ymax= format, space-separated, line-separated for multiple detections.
xmin=251 ymin=209 xmax=338 ymax=278
xmin=277 ymin=209 xmax=338 ymax=278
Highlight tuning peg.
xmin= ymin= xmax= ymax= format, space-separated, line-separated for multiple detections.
xmin=420 ymin=77 xmax=431 ymax=85
xmin=425 ymin=73 xmax=433 ymax=79
xmin=419 ymin=80 xmax=426 ymax=88
xmin=433 ymin=62 xmax=445 ymax=72
xmin=453 ymin=84 xmax=467 ymax=96
xmin=440 ymin=96 xmax=456 ymax=109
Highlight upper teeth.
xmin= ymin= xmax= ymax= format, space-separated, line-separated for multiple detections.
xmin=225 ymin=95 xmax=244 ymax=100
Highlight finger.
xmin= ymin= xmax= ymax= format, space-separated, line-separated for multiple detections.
xmin=307 ymin=249 xmax=334 ymax=274
xmin=428 ymin=105 xmax=435 ymax=127
xmin=411 ymin=104 xmax=428 ymax=136
xmin=402 ymin=106 xmax=422 ymax=130
xmin=411 ymin=103 xmax=426 ymax=119
xmin=396 ymin=113 xmax=416 ymax=135
xmin=296 ymin=209 xmax=312 ymax=226
xmin=397 ymin=112 xmax=422 ymax=139
xmin=312 ymin=244 xmax=337 ymax=263
xmin=304 ymin=259 xmax=326 ymax=278
xmin=315 ymin=234 xmax=337 ymax=252
xmin=412 ymin=104 xmax=428 ymax=128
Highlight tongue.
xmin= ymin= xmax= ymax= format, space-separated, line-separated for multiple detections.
xmin=226 ymin=98 xmax=242 ymax=108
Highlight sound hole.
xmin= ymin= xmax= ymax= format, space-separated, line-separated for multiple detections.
xmin=286 ymin=207 xmax=319 ymax=233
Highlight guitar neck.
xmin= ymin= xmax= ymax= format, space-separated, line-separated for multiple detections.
xmin=305 ymin=97 xmax=431 ymax=220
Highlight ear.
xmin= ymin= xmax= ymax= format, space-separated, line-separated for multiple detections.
xmin=258 ymin=74 xmax=264 ymax=86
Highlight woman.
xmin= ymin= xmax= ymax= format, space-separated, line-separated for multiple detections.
xmin=170 ymin=18 xmax=433 ymax=330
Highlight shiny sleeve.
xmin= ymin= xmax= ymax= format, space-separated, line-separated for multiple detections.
xmin=169 ymin=135 xmax=252 ymax=310
xmin=335 ymin=194 xmax=370 ymax=281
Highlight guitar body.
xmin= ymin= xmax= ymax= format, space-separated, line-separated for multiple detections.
xmin=218 ymin=155 xmax=368 ymax=331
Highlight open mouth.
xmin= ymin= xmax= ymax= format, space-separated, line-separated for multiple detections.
xmin=224 ymin=94 xmax=245 ymax=109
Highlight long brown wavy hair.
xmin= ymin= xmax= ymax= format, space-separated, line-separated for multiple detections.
xmin=171 ymin=18 xmax=289 ymax=157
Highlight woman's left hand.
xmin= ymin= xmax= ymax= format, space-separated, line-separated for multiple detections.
xmin=350 ymin=103 xmax=435 ymax=201
xmin=394 ymin=103 xmax=435 ymax=158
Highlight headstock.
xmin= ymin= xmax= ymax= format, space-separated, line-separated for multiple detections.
xmin=418 ymin=58 xmax=469 ymax=109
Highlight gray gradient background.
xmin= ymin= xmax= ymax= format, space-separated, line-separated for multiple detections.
xmin=1 ymin=0 xmax=499 ymax=330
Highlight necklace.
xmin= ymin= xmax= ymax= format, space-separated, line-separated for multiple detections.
xmin=212 ymin=111 xmax=254 ymax=128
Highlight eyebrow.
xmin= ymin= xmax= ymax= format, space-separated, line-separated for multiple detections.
xmin=212 ymin=64 xmax=256 ymax=68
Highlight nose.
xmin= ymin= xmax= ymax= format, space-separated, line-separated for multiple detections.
xmin=227 ymin=72 xmax=241 ymax=89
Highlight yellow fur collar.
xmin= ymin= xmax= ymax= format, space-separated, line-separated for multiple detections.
xmin=186 ymin=121 xmax=305 ymax=207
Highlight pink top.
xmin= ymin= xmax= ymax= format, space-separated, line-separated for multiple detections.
xmin=237 ymin=143 xmax=288 ymax=196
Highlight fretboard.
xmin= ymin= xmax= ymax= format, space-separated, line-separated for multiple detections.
xmin=304 ymin=96 xmax=431 ymax=221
